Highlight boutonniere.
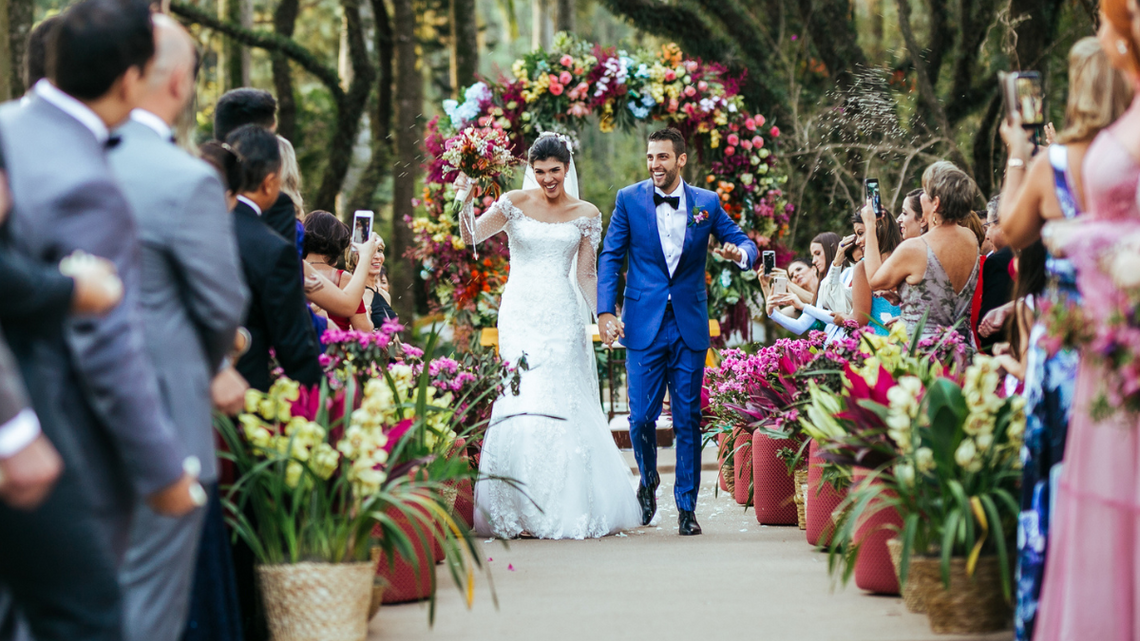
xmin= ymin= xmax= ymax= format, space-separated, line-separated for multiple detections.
xmin=688 ymin=205 xmax=709 ymax=228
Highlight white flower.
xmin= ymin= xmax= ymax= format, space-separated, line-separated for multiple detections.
xmin=954 ymin=439 xmax=982 ymax=472
xmin=976 ymin=432 xmax=994 ymax=451
xmin=915 ymin=447 xmax=934 ymax=472
xmin=894 ymin=463 xmax=915 ymax=486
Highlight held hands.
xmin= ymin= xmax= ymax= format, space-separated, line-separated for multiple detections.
xmin=599 ymin=312 xmax=625 ymax=348
xmin=0 ymin=434 xmax=63 ymax=510
xmin=712 ymin=242 xmax=744 ymax=264
xmin=62 ymin=251 xmax=124 ymax=315
xmin=979 ymin=302 xmax=1013 ymax=338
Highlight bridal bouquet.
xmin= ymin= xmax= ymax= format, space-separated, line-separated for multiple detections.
xmin=441 ymin=126 xmax=518 ymax=224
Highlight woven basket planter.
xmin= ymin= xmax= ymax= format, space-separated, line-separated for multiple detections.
xmin=793 ymin=469 xmax=808 ymax=530
xmin=258 ymin=561 xmax=373 ymax=641
xmin=913 ymin=555 xmax=1011 ymax=634
xmin=886 ymin=538 xmax=926 ymax=613
xmin=430 ymin=485 xmax=460 ymax=563
xmin=733 ymin=428 xmax=752 ymax=506
xmin=805 ymin=440 xmax=846 ymax=546
xmin=849 ymin=469 xmax=901 ymax=595
xmin=374 ymin=505 xmax=436 ymax=604
xmin=717 ymin=431 xmax=734 ymax=495
xmin=752 ymin=431 xmax=799 ymax=525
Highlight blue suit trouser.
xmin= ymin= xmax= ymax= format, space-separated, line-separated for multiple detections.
xmin=626 ymin=307 xmax=705 ymax=512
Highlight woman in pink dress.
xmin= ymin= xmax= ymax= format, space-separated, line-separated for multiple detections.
xmin=1034 ymin=3 xmax=1140 ymax=638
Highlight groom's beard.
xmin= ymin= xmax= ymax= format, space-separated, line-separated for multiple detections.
xmin=652 ymin=166 xmax=680 ymax=190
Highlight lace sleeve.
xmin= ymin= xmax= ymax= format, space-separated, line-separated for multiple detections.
xmin=459 ymin=193 xmax=516 ymax=251
xmin=574 ymin=216 xmax=602 ymax=319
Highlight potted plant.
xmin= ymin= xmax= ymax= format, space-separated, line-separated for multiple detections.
xmin=218 ymin=374 xmax=485 ymax=639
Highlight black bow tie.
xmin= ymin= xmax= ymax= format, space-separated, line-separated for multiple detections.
xmin=104 ymin=135 xmax=122 ymax=150
xmin=654 ymin=193 xmax=680 ymax=209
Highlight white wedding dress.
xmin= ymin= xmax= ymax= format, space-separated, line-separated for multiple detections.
xmin=463 ymin=192 xmax=642 ymax=539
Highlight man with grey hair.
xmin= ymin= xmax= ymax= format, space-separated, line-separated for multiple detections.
xmin=108 ymin=15 xmax=248 ymax=641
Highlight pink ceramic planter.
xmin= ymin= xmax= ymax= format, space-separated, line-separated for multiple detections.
xmin=752 ymin=430 xmax=800 ymax=525
xmin=805 ymin=440 xmax=846 ymax=546
xmin=733 ymin=428 xmax=752 ymax=506
xmin=851 ymin=469 xmax=902 ymax=595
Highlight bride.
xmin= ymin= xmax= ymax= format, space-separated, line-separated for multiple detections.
xmin=458 ymin=133 xmax=642 ymax=539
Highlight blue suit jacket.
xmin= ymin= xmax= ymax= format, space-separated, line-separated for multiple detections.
xmin=598 ymin=179 xmax=758 ymax=351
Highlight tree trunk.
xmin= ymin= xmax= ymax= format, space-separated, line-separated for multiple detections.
xmin=450 ymin=0 xmax=479 ymax=96
xmin=390 ymin=0 xmax=422 ymax=323
xmin=6 ymin=0 xmax=33 ymax=98
xmin=313 ymin=0 xmax=377 ymax=212
xmin=347 ymin=0 xmax=395 ymax=213
xmin=555 ymin=0 xmax=574 ymax=33
xmin=220 ymin=0 xmax=252 ymax=89
xmin=272 ymin=0 xmax=301 ymax=143
xmin=795 ymin=0 xmax=867 ymax=89
xmin=0 ymin=0 xmax=11 ymax=103
xmin=531 ymin=0 xmax=552 ymax=50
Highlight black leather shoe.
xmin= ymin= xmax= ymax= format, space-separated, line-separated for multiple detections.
xmin=678 ymin=510 xmax=702 ymax=536
xmin=636 ymin=476 xmax=659 ymax=526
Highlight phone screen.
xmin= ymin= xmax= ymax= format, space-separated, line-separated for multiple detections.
xmin=1016 ymin=73 xmax=1045 ymax=127
xmin=352 ymin=210 xmax=374 ymax=246
xmin=865 ymin=179 xmax=882 ymax=218
xmin=762 ymin=250 xmax=776 ymax=276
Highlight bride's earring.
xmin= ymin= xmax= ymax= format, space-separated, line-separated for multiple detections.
xmin=1120 ymin=40 xmax=1130 ymax=55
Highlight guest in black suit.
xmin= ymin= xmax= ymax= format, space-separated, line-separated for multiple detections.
xmin=226 ymin=125 xmax=321 ymax=391
xmin=977 ymin=196 xmax=1014 ymax=352
xmin=213 ymin=89 xmax=297 ymax=246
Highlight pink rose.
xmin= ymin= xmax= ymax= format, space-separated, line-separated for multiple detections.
xmin=698 ymin=81 xmax=708 ymax=92
xmin=741 ymin=140 xmax=753 ymax=150
xmin=664 ymin=69 xmax=677 ymax=82
xmin=744 ymin=117 xmax=756 ymax=130
xmin=770 ymin=126 xmax=780 ymax=137
xmin=560 ymin=54 xmax=574 ymax=67
xmin=684 ymin=85 xmax=696 ymax=97
xmin=725 ymin=146 xmax=736 ymax=156
xmin=559 ymin=71 xmax=573 ymax=85
xmin=752 ymin=136 xmax=764 ymax=148
xmin=549 ymin=82 xmax=564 ymax=96
xmin=756 ymin=115 xmax=766 ymax=127
xmin=667 ymin=98 xmax=679 ymax=113
xmin=727 ymin=133 xmax=740 ymax=146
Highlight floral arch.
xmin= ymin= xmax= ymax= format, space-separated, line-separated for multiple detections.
xmin=408 ymin=34 xmax=795 ymax=347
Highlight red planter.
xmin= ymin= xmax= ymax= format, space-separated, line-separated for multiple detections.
xmin=733 ymin=428 xmax=752 ymax=506
xmin=375 ymin=505 xmax=436 ymax=604
xmin=851 ymin=469 xmax=902 ymax=595
xmin=455 ymin=478 xmax=475 ymax=529
xmin=805 ymin=440 xmax=846 ymax=546
xmin=717 ymin=432 xmax=729 ymax=492
xmin=752 ymin=431 xmax=800 ymax=525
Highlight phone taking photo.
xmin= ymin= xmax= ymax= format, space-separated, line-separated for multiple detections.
xmin=762 ymin=250 xmax=776 ymax=276
xmin=864 ymin=178 xmax=883 ymax=218
xmin=1000 ymin=70 xmax=1045 ymax=128
xmin=773 ymin=276 xmax=788 ymax=296
xmin=352 ymin=210 xmax=374 ymax=249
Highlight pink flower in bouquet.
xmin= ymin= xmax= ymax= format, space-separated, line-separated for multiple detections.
xmin=727 ymin=133 xmax=739 ymax=146
xmin=402 ymin=345 xmax=424 ymax=358
xmin=559 ymin=71 xmax=573 ymax=85
xmin=567 ymin=102 xmax=590 ymax=117
xmin=744 ymin=117 xmax=756 ymax=130
xmin=664 ymin=69 xmax=677 ymax=82
xmin=559 ymin=54 xmax=574 ymax=67
xmin=770 ymin=126 xmax=781 ymax=138
xmin=668 ymin=98 xmax=679 ymax=113
xmin=549 ymin=82 xmax=565 ymax=96
xmin=724 ymin=146 xmax=735 ymax=156
xmin=755 ymin=115 xmax=766 ymax=127
xmin=698 ymin=80 xmax=709 ymax=92
xmin=383 ymin=418 xmax=415 ymax=453
xmin=684 ymin=85 xmax=696 ymax=97
xmin=741 ymin=140 xmax=753 ymax=150
xmin=752 ymin=136 xmax=764 ymax=148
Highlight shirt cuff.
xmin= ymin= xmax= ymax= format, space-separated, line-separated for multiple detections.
xmin=0 ymin=409 xmax=42 ymax=459
xmin=736 ymin=255 xmax=750 ymax=270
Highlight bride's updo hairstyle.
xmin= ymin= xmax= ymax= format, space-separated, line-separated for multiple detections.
xmin=528 ymin=135 xmax=571 ymax=167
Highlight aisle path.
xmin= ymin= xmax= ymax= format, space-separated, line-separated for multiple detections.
xmin=369 ymin=448 xmax=1012 ymax=641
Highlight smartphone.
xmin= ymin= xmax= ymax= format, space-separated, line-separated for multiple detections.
xmin=762 ymin=250 xmax=776 ymax=276
xmin=352 ymin=210 xmax=374 ymax=248
xmin=773 ymin=276 xmax=788 ymax=296
xmin=1000 ymin=71 xmax=1045 ymax=128
xmin=864 ymin=178 xmax=882 ymax=218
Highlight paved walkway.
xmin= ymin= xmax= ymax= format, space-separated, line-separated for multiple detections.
xmin=368 ymin=449 xmax=1013 ymax=641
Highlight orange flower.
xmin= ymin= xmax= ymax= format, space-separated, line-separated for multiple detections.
xmin=706 ymin=175 xmax=716 ymax=184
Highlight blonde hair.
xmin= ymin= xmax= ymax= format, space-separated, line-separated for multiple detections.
xmin=276 ymin=135 xmax=304 ymax=218
xmin=1056 ymin=37 xmax=1133 ymax=144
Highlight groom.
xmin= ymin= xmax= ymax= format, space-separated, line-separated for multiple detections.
xmin=598 ymin=128 xmax=758 ymax=536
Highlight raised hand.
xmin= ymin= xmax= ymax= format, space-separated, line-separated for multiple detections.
xmin=712 ymin=242 xmax=744 ymax=263
xmin=834 ymin=235 xmax=856 ymax=267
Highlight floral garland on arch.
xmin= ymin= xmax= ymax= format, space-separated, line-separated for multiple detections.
xmin=407 ymin=33 xmax=796 ymax=346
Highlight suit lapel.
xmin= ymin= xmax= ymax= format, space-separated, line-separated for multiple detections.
xmin=643 ymin=181 xmax=670 ymax=274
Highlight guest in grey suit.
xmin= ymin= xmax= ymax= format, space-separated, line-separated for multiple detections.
xmin=0 ymin=0 xmax=202 ymax=570
xmin=107 ymin=16 xmax=248 ymax=641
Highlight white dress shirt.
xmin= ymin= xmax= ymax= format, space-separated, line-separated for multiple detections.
xmin=34 ymin=79 xmax=110 ymax=144
xmin=236 ymin=195 xmax=263 ymax=216
xmin=655 ymin=182 xmax=689 ymax=277
xmin=130 ymin=108 xmax=173 ymax=141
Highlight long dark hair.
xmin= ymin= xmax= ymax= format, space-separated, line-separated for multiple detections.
xmin=811 ymin=232 xmax=841 ymax=276
xmin=1007 ymin=240 xmax=1047 ymax=353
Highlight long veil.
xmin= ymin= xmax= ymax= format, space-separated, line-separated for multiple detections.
xmin=521 ymin=134 xmax=600 ymax=392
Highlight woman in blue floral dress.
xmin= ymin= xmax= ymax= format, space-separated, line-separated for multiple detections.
xmin=995 ymin=36 xmax=1132 ymax=641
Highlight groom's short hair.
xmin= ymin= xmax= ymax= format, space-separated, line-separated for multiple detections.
xmin=649 ymin=128 xmax=687 ymax=157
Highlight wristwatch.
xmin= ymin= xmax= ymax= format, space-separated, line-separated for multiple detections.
xmin=1007 ymin=157 xmax=1027 ymax=170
